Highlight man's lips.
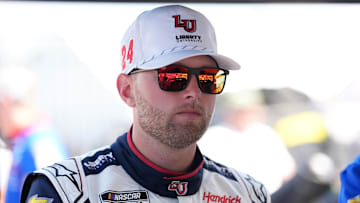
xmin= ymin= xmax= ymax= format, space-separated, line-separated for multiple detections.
xmin=176 ymin=109 xmax=202 ymax=117
xmin=177 ymin=111 xmax=201 ymax=115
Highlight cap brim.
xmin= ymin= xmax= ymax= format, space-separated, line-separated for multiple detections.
xmin=137 ymin=50 xmax=240 ymax=71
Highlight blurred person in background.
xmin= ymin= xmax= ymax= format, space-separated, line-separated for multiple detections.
xmin=263 ymin=88 xmax=338 ymax=203
xmin=0 ymin=67 xmax=68 ymax=203
xmin=199 ymin=89 xmax=296 ymax=194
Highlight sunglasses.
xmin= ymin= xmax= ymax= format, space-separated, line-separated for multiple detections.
xmin=130 ymin=64 xmax=229 ymax=94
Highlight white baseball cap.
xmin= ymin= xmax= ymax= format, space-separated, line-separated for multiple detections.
xmin=120 ymin=5 xmax=241 ymax=74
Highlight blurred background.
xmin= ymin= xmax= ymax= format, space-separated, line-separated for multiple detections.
xmin=0 ymin=1 xmax=360 ymax=203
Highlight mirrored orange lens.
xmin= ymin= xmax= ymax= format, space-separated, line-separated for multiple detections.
xmin=198 ymin=69 xmax=226 ymax=94
xmin=158 ymin=66 xmax=189 ymax=91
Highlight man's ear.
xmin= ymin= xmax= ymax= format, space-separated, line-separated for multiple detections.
xmin=117 ymin=74 xmax=136 ymax=108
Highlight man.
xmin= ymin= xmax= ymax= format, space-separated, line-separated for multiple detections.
xmin=338 ymin=154 xmax=360 ymax=203
xmin=21 ymin=5 xmax=270 ymax=203
xmin=0 ymin=67 xmax=68 ymax=203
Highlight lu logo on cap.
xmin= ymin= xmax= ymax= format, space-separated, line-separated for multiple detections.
xmin=173 ymin=15 xmax=196 ymax=33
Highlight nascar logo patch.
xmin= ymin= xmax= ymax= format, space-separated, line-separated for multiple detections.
xmin=100 ymin=190 xmax=149 ymax=203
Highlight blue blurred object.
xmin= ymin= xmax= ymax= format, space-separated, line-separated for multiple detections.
xmin=339 ymin=154 xmax=360 ymax=203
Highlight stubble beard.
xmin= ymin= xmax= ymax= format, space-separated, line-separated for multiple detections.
xmin=134 ymin=88 xmax=212 ymax=149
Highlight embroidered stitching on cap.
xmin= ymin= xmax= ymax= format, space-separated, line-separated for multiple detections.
xmin=139 ymin=45 xmax=213 ymax=66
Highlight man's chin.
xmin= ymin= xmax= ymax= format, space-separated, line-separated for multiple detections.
xmin=161 ymin=123 xmax=206 ymax=149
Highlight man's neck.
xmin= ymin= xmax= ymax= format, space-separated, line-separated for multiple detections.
xmin=131 ymin=125 xmax=197 ymax=173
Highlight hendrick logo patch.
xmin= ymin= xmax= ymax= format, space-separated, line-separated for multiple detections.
xmin=203 ymin=192 xmax=241 ymax=203
xmin=100 ymin=190 xmax=149 ymax=203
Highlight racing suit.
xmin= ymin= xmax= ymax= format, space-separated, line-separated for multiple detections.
xmin=21 ymin=129 xmax=271 ymax=203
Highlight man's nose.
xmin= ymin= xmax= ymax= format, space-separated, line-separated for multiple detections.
xmin=183 ymin=74 xmax=202 ymax=100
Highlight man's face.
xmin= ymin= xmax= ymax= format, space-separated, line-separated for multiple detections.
xmin=132 ymin=55 xmax=217 ymax=149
